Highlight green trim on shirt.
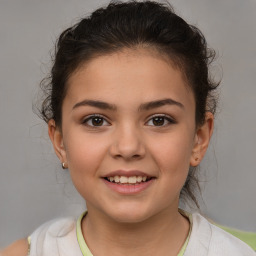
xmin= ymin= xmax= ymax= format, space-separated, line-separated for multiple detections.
xmin=178 ymin=209 xmax=193 ymax=256
xmin=27 ymin=236 xmax=31 ymax=256
xmin=76 ymin=211 xmax=192 ymax=256
xmin=178 ymin=234 xmax=190 ymax=256
xmin=76 ymin=212 xmax=93 ymax=256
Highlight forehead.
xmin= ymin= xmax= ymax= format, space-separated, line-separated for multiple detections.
xmin=65 ymin=49 xmax=195 ymax=111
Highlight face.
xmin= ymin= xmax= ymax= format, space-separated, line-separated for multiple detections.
xmin=49 ymin=49 xmax=213 ymax=223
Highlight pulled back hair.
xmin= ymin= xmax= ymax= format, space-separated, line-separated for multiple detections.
xmin=39 ymin=0 xmax=219 ymax=207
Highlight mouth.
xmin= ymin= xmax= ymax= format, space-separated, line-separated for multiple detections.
xmin=102 ymin=170 xmax=156 ymax=194
xmin=104 ymin=175 xmax=155 ymax=185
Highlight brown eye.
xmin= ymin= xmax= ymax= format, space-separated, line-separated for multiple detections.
xmin=152 ymin=116 xmax=165 ymax=126
xmin=91 ymin=117 xmax=104 ymax=126
xmin=147 ymin=115 xmax=176 ymax=127
xmin=82 ymin=115 xmax=110 ymax=127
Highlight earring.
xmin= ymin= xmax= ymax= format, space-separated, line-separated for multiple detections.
xmin=62 ymin=162 xmax=68 ymax=169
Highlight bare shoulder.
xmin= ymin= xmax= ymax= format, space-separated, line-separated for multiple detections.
xmin=0 ymin=239 xmax=28 ymax=256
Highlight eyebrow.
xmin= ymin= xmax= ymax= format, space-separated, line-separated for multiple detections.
xmin=73 ymin=100 xmax=117 ymax=111
xmin=72 ymin=98 xmax=184 ymax=111
xmin=139 ymin=98 xmax=184 ymax=111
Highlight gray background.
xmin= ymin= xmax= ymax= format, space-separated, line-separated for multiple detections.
xmin=0 ymin=0 xmax=255 ymax=248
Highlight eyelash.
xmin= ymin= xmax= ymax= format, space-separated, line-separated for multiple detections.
xmin=147 ymin=114 xmax=176 ymax=126
xmin=82 ymin=114 xmax=176 ymax=128
xmin=82 ymin=114 xmax=110 ymax=128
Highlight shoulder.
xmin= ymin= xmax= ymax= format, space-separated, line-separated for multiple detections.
xmin=186 ymin=212 xmax=256 ymax=256
xmin=29 ymin=216 xmax=83 ymax=256
xmin=0 ymin=217 xmax=77 ymax=256
xmin=0 ymin=239 xmax=28 ymax=256
xmin=209 ymin=221 xmax=256 ymax=255
xmin=30 ymin=216 xmax=76 ymax=239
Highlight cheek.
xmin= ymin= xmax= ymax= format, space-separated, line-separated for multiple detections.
xmin=64 ymin=131 xmax=108 ymax=178
xmin=63 ymin=132 xmax=109 ymax=200
xmin=149 ymin=129 xmax=194 ymax=175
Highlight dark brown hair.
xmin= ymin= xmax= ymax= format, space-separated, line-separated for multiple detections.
xmin=39 ymin=0 xmax=219 ymax=207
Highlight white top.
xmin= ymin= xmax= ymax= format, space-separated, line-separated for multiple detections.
xmin=184 ymin=213 xmax=255 ymax=255
xmin=28 ymin=212 xmax=256 ymax=256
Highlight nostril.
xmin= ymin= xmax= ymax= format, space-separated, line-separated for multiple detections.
xmin=109 ymin=137 xmax=145 ymax=159
xmin=113 ymin=153 xmax=142 ymax=160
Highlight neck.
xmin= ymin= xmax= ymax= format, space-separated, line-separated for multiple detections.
xmin=81 ymin=205 xmax=190 ymax=256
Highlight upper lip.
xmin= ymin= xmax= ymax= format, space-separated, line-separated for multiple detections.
xmin=103 ymin=170 xmax=153 ymax=178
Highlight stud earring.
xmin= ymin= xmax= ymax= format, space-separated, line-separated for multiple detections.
xmin=62 ymin=162 xmax=68 ymax=169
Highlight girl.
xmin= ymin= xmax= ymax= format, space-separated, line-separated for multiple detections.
xmin=2 ymin=1 xmax=255 ymax=255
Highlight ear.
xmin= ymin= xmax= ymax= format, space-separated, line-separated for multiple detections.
xmin=48 ymin=119 xmax=67 ymax=165
xmin=190 ymin=112 xmax=214 ymax=166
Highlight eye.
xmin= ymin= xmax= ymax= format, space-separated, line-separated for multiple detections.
xmin=82 ymin=114 xmax=110 ymax=127
xmin=146 ymin=114 xmax=176 ymax=127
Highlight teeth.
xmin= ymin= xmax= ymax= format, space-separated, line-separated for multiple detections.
xmin=119 ymin=176 xmax=128 ymax=183
xmin=106 ymin=175 xmax=149 ymax=184
xmin=137 ymin=176 xmax=142 ymax=182
xmin=128 ymin=176 xmax=136 ymax=184
xmin=114 ymin=176 xmax=120 ymax=183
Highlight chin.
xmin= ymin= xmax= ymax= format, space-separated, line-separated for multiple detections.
xmin=107 ymin=205 xmax=154 ymax=224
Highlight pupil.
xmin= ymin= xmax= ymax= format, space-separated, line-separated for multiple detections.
xmin=92 ymin=117 xmax=103 ymax=126
xmin=153 ymin=117 xmax=164 ymax=126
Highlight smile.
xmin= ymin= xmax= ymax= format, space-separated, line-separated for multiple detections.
xmin=105 ymin=175 xmax=152 ymax=185
xmin=103 ymin=173 xmax=156 ymax=194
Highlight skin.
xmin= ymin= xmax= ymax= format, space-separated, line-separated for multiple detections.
xmin=2 ymin=49 xmax=213 ymax=256
xmin=0 ymin=239 xmax=28 ymax=256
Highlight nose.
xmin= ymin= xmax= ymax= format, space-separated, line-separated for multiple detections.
xmin=109 ymin=123 xmax=146 ymax=161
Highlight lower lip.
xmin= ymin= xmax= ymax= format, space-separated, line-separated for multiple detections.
xmin=102 ymin=178 xmax=155 ymax=194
